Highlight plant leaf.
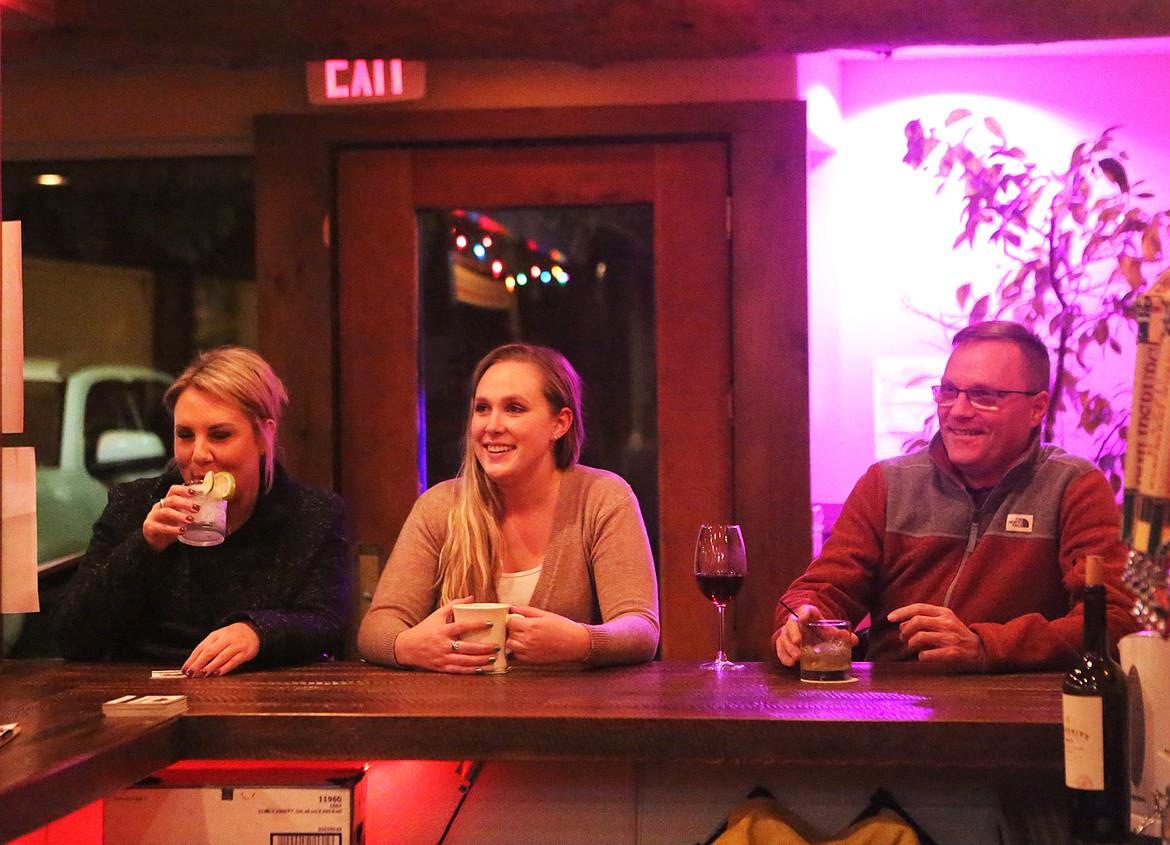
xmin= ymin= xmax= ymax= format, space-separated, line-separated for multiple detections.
xmin=1119 ymin=255 xmax=1145 ymax=291
xmin=1099 ymin=157 xmax=1130 ymax=193
xmin=1142 ymin=224 xmax=1162 ymax=262
xmin=945 ymin=109 xmax=972 ymax=127
xmin=903 ymin=120 xmax=928 ymax=167
xmin=970 ymin=295 xmax=990 ymax=323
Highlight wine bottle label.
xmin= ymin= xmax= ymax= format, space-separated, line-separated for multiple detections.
xmin=1134 ymin=520 xmax=1152 ymax=554
xmin=1062 ymin=694 xmax=1105 ymax=790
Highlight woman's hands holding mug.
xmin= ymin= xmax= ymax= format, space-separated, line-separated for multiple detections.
xmin=396 ymin=601 xmax=592 ymax=671
xmin=394 ymin=599 xmax=504 ymax=674
xmin=504 ymin=606 xmax=590 ymax=664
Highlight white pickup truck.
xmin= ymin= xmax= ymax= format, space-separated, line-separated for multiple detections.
xmin=3 ymin=360 xmax=173 ymax=655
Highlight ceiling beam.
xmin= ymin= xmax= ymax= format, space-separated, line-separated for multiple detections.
xmin=4 ymin=0 xmax=1170 ymax=68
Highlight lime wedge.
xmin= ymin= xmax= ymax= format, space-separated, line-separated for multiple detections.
xmin=209 ymin=471 xmax=236 ymax=501
xmin=195 ymin=471 xmax=236 ymax=501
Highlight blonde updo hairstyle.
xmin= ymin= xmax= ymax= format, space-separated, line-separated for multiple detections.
xmin=163 ymin=346 xmax=289 ymax=493
xmin=436 ymin=343 xmax=584 ymax=604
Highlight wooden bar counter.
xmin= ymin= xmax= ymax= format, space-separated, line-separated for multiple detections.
xmin=0 ymin=659 xmax=1065 ymax=842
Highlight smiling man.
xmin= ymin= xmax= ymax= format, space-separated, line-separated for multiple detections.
xmin=773 ymin=321 xmax=1137 ymax=672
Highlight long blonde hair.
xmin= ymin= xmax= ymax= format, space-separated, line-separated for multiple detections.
xmin=437 ymin=343 xmax=584 ymax=604
xmin=163 ymin=346 xmax=288 ymax=493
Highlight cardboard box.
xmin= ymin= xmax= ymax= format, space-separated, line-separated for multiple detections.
xmin=104 ymin=765 xmax=366 ymax=845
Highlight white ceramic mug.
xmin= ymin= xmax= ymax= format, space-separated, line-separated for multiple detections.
xmin=452 ymin=603 xmax=522 ymax=673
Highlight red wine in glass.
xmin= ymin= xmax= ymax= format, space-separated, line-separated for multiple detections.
xmin=694 ymin=523 xmax=747 ymax=670
xmin=696 ymin=573 xmax=744 ymax=605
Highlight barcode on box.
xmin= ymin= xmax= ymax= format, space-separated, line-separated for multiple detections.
xmin=271 ymin=835 xmax=341 ymax=845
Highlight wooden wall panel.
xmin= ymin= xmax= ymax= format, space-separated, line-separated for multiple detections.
xmin=409 ymin=144 xmax=657 ymax=207
xmin=336 ymin=149 xmax=421 ymax=552
xmin=255 ymin=125 xmax=335 ymax=490
xmin=731 ymin=104 xmax=812 ymax=659
xmin=653 ymin=141 xmax=734 ymax=660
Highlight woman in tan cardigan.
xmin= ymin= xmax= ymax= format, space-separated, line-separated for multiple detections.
xmin=358 ymin=343 xmax=659 ymax=672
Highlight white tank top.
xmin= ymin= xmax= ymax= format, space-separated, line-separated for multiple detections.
xmin=496 ymin=564 xmax=542 ymax=607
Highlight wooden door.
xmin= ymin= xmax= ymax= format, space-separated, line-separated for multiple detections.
xmin=256 ymin=103 xmax=810 ymax=662
xmin=336 ymin=140 xmax=732 ymax=659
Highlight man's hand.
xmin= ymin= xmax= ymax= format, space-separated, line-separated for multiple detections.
xmin=887 ymin=603 xmax=987 ymax=671
xmin=773 ymin=604 xmax=823 ymax=667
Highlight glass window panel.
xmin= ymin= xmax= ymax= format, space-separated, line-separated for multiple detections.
xmin=1 ymin=157 xmax=256 ymax=657
xmin=417 ymin=205 xmax=659 ymax=562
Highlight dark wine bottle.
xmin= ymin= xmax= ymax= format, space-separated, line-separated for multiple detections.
xmin=1062 ymin=554 xmax=1130 ymax=843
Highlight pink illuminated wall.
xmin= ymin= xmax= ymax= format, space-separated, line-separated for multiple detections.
xmin=803 ymin=43 xmax=1170 ymax=507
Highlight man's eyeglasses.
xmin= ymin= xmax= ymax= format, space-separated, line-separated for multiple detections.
xmin=931 ymin=385 xmax=1041 ymax=411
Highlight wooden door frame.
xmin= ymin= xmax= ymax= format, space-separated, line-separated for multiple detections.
xmin=255 ymin=101 xmax=809 ymax=661
xmin=337 ymin=140 xmax=731 ymax=661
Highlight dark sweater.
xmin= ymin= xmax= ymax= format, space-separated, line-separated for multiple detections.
xmin=54 ymin=465 xmax=351 ymax=667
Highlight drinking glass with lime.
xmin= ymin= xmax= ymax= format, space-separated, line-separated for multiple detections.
xmin=179 ymin=470 xmax=235 ymax=547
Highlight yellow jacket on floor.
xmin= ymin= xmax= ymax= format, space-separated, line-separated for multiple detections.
xmin=714 ymin=795 xmax=922 ymax=845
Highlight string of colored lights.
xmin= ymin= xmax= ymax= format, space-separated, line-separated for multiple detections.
xmin=450 ymin=209 xmax=570 ymax=293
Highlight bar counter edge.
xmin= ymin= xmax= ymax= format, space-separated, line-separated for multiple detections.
xmin=0 ymin=659 xmax=1066 ymax=842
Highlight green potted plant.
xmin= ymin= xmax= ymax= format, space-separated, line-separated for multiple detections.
xmin=901 ymin=109 xmax=1170 ymax=493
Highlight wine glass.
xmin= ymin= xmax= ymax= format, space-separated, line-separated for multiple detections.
xmin=694 ymin=523 xmax=747 ymax=670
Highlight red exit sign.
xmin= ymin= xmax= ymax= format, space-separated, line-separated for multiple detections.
xmin=306 ymin=59 xmax=426 ymax=105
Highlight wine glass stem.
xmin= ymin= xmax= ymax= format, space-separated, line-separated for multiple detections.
xmin=716 ymin=602 xmax=728 ymax=661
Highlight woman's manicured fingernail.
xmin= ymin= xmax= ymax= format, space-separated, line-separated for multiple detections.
xmin=493 ymin=645 xmax=501 ymax=652
xmin=186 ymin=515 xmax=194 ymax=523
xmin=192 ymin=503 xmax=201 ymax=511
xmin=179 ymin=526 xmax=187 ymax=533
xmin=209 ymin=670 xmax=219 ymax=677
xmin=484 ymin=621 xmax=493 ymax=628
xmin=474 ymin=668 xmax=484 ymax=675
xmin=488 ymin=656 xmax=496 ymax=664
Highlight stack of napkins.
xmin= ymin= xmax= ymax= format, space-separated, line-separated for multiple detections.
xmin=102 ymin=694 xmax=188 ymax=717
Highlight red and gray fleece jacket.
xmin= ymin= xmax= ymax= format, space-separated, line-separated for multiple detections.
xmin=778 ymin=435 xmax=1138 ymax=671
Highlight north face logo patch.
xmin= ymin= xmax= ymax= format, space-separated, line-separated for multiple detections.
xmin=1005 ymin=513 xmax=1034 ymax=533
